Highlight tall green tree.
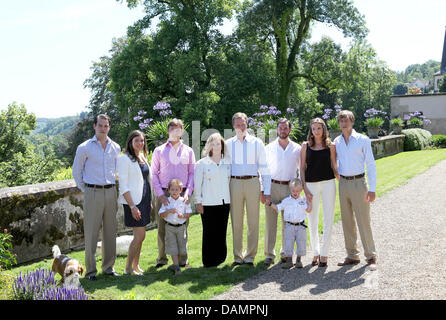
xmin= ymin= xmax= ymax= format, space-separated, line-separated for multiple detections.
xmin=237 ymin=0 xmax=367 ymax=112
xmin=0 ymin=103 xmax=62 ymax=187
xmin=0 ymin=103 xmax=36 ymax=163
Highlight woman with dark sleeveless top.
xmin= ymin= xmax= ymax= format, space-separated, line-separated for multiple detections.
xmin=300 ymin=118 xmax=339 ymax=267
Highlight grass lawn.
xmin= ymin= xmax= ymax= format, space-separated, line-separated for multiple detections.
xmin=2 ymin=149 xmax=446 ymax=300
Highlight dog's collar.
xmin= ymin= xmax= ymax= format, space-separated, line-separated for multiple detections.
xmin=61 ymin=256 xmax=71 ymax=265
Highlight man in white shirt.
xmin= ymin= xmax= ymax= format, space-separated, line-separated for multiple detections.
xmin=334 ymin=110 xmax=378 ymax=270
xmin=226 ymin=112 xmax=271 ymax=267
xmin=263 ymin=118 xmax=301 ymax=265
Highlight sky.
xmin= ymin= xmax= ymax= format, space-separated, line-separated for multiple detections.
xmin=1 ymin=0 xmax=445 ymax=119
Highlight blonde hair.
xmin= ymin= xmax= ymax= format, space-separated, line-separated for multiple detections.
xmin=289 ymin=178 xmax=303 ymax=189
xmin=202 ymin=132 xmax=227 ymax=157
xmin=336 ymin=110 xmax=355 ymax=123
xmin=168 ymin=178 xmax=183 ymax=190
xmin=307 ymin=117 xmax=331 ymax=148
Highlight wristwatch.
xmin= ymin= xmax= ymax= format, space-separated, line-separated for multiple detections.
xmin=130 ymin=205 xmax=136 ymax=210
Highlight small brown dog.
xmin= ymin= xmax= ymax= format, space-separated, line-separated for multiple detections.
xmin=51 ymin=245 xmax=84 ymax=288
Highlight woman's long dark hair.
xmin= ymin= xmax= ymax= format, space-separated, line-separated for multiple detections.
xmin=125 ymin=130 xmax=148 ymax=162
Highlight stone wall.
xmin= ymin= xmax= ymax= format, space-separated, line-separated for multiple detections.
xmin=390 ymin=93 xmax=446 ymax=135
xmin=0 ymin=180 xmax=156 ymax=264
xmin=371 ymin=134 xmax=405 ymax=160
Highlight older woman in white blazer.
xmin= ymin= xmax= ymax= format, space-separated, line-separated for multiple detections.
xmin=117 ymin=130 xmax=154 ymax=276
xmin=194 ymin=132 xmax=231 ymax=267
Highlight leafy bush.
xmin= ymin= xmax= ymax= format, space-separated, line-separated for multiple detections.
xmin=0 ymin=229 xmax=16 ymax=270
xmin=432 ymin=135 xmax=446 ymax=148
xmin=402 ymin=128 xmax=432 ymax=151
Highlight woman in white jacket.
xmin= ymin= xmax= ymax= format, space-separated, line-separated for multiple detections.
xmin=117 ymin=130 xmax=153 ymax=275
xmin=194 ymin=133 xmax=231 ymax=267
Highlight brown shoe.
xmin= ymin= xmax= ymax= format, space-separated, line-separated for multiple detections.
xmin=337 ymin=258 xmax=360 ymax=266
xmin=366 ymin=258 xmax=378 ymax=271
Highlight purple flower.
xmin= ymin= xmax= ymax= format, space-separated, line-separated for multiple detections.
xmin=259 ymin=105 xmax=268 ymax=110
xmin=139 ymin=123 xmax=149 ymax=130
xmin=334 ymin=105 xmax=342 ymax=110
xmin=322 ymin=114 xmax=330 ymax=120
xmin=153 ymin=101 xmax=171 ymax=110
xmin=137 ymin=110 xmax=147 ymax=116
xmin=133 ymin=115 xmax=143 ymax=122
xmin=268 ymin=120 xmax=275 ymax=125
xmin=286 ymin=108 xmax=294 ymax=114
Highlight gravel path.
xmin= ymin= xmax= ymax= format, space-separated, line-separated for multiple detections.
xmin=215 ymin=159 xmax=446 ymax=300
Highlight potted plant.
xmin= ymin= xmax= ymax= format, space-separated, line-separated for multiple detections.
xmin=390 ymin=117 xmax=403 ymax=134
xmin=364 ymin=117 xmax=384 ymax=138
xmin=364 ymin=108 xmax=387 ymax=139
xmin=322 ymin=105 xmax=343 ymax=139
xmin=407 ymin=117 xmax=423 ymax=129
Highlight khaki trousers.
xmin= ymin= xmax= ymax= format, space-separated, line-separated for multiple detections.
xmin=229 ymin=177 xmax=261 ymax=264
xmin=339 ymin=177 xmax=377 ymax=260
xmin=83 ymin=186 xmax=118 ymax=277
xmin=154 ymin=189 xmax=188 ymax=265
xmin=264 ymin=182 xmax=290 ymax=260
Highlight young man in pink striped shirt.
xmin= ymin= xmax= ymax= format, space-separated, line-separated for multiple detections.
xmin=151 ymin=119 xmax=196 ymax=268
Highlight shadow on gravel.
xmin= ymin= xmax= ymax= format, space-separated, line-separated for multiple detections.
xmin=241 ymin=263 xmax=368 ymax=296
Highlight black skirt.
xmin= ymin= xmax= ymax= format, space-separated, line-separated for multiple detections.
xmin=123 ymin=162 xmax=151 ymax=228
xmin=201 ymin=203 xmax=230 ymax=267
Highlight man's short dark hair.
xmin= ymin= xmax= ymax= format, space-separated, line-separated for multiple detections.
xmin=94 ymin=114 xmax=111 ymax=125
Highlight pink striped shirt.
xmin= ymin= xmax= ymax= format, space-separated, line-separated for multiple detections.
xmin=151 ymin=141 xmax=196 ymax=197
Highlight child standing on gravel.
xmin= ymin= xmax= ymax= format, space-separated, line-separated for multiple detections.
xmin=270 ymin=178 xmax=312 ymax=269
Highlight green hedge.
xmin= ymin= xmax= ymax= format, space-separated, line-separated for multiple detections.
xmin=432 ymin=135 xmax=446 ymax=148
xmin=401 ymin=128 xmax=432 ymax=151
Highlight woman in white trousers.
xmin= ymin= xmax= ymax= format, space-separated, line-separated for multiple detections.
xmin=300 ymin=118 xmax=339 ymax=267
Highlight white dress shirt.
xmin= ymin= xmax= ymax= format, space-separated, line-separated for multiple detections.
xmin=276 ymin=196 xmax=308 ymax=223
xmin=334 ymin=129 xmax=377 ymax=192
xmin=159 ymin=196 xmax=192 ymax=225
xmin=194 ymin=156 xmax=231 ymax=206
xmin=265 ymin=138 xmax=301 ymax=181
xmin=225 ymin=134 xmax=271 ymax=194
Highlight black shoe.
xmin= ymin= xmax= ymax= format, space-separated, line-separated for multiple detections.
xmin=231 ymin=261 xmax=242 ymax=268
xmin=155 ymin=263 xmax=167 ymax=269
xmin=86 ymin=275 xmax=97 ymax=281
xmin=104 ymin=271 xmax=121 ymax=277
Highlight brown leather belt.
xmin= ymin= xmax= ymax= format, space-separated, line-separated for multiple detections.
xmin=272 ymin=179 xmax=290 ymax=185
xmin=340 ymin=173 xmax=365 ymax=180
xmin=231 ymin=175 xmax=257 ymax=180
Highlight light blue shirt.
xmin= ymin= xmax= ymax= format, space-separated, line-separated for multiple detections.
xmin=72 ymin=135 xmax=121 ymax=192
xmin=226 ymin=134 xmax=271 ymax=195
xmin=334 ymin=129 xmax=377 ymax=192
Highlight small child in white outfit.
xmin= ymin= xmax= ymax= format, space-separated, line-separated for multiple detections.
xmin=270 ymin=178 xmax=312 ymax=269
xmin=158 ymin=179 xmax=192 ymax=275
